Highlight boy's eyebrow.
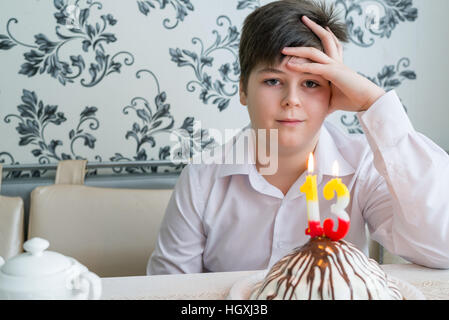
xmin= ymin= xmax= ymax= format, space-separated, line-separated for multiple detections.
xmin=256 ymin=67 xmax=285 ymax=74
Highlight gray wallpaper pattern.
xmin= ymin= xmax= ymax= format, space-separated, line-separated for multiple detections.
xmin=0 ymin=0 xmax=418 ymax=178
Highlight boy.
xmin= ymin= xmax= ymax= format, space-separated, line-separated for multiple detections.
xmin=147 ymin=0 xmax=449 ymax=274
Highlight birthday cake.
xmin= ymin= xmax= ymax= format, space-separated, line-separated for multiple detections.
xmin=249 ymin=236 xmax=403 ymax=300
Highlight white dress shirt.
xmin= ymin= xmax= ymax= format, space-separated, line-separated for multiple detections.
xmin=147 ymin=90 xmax=449 ymax=275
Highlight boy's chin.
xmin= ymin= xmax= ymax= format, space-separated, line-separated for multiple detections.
xmin=277 ymin=139 xmax=309 ymax=153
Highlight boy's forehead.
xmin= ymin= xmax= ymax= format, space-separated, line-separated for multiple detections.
xmin=254 ymin=57 xmax=314 ymax=74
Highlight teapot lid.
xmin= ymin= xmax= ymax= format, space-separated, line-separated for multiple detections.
xmin=1 ymin=237 xmax=71 ymax=277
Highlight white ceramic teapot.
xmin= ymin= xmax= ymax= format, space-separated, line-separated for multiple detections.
xmin=0 ymin=237 xmax=102 ymax=300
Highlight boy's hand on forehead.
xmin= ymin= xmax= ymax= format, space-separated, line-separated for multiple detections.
xmin=282 ymin=15 xmax=385 ymax=113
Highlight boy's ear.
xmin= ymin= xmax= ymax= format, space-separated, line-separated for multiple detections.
xmin=239 ymin=79 xmax=247 ymax=106
xmin=326 ymin=83 xmax=334 ymax=116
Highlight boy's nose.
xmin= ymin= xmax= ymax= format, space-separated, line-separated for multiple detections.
xmin=281 ymin=88 xmax=302 ymax=108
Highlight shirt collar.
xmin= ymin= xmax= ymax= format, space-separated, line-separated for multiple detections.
xmin=314 ymin=121 xmax=355 ymax=178
xmin=217 ymin=121 xmax=355 ymax=178
xmin=216 ymin=123 xmax=253 ymax=178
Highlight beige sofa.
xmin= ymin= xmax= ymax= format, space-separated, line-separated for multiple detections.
xmin=28 ymin=160 xmax=173 ymax=277
xmin=0 ymin=165 xmax=25 ymax=261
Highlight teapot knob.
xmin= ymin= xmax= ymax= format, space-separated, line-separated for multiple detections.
xmin=23 ymin=237 xmax=49 ymax=257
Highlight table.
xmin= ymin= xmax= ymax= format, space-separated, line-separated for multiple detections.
xmin=101 ymin=263 xmax=449 ymax=300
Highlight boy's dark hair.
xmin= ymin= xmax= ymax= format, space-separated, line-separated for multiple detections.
xmin=239 ymin=0 xmax=348 ymax=93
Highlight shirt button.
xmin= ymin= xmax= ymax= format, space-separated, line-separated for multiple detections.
xmin=277 ymin=241 xmax=284 ymax=248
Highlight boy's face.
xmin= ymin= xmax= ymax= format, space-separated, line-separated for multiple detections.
xmin=239 ymin=57 xmax=331 ymax=153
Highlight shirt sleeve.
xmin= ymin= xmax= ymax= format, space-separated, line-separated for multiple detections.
xmin=146 ymin=164 xmax=206 ymax=275
xmin=357 ymin=90 xmax=449 ymax=269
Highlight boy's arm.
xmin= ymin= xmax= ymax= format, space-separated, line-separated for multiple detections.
xmin=146 ymin=165 xmax=206 ymax=275
xmin=357 ymin=90 xmax=449 ymax=269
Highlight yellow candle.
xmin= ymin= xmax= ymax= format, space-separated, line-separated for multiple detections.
xmin=300 ymin=153 xmax=322 ymax=237
xmin=300 ymin=153 xmax=317 ymax=200
xmin=302 ymin=175 xmax=318 ymax=201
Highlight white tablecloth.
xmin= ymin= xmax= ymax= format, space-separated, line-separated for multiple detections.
xmin=101 ymin=263 xmax=449 ymax=300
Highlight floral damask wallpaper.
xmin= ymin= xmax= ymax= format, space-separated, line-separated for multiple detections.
xmin=1 ymin=0 xmax=444 ymax=179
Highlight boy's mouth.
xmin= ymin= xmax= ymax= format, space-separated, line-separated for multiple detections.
xmin=276 ymin=119 xmax=304 ymax=126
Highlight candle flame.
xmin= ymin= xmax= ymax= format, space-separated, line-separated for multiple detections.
xmin=332 ymin=160 xmax=339 ymax=177
xmin=308 ymin=153 xmax=314 ymax=174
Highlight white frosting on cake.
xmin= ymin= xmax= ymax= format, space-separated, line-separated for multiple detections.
xmin=250 ymin=237 xmax=403 ymax=300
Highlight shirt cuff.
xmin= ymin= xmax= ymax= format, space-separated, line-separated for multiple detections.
xmin=357 ymin=90 xmax=414 ymax=148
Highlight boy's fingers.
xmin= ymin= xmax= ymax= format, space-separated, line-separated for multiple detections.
xmin=302 ymin=15 xmax=339 ymax=60
xmin=326 ymin=26 xmax=343 ymax=61
xmin=282 ymin=46 xmax=333 ymax=64
xmin=285 ymin=61 xmax=327 ymax=77
xmin=327 ymin=27 xmax=342 ymax=50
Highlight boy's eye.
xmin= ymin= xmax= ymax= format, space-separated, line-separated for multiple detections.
xmin=264 ymin=79 xmax=280 ymax=86
xmin=304 ymin=80 xmax=319 ymax=88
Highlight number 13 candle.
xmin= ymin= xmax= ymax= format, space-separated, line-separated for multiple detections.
xmin=300 ymin=156 xmax=351 ymax=241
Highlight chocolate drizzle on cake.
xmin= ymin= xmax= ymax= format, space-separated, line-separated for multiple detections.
xmin=251 ymin=237 xmax=403 ymax=300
